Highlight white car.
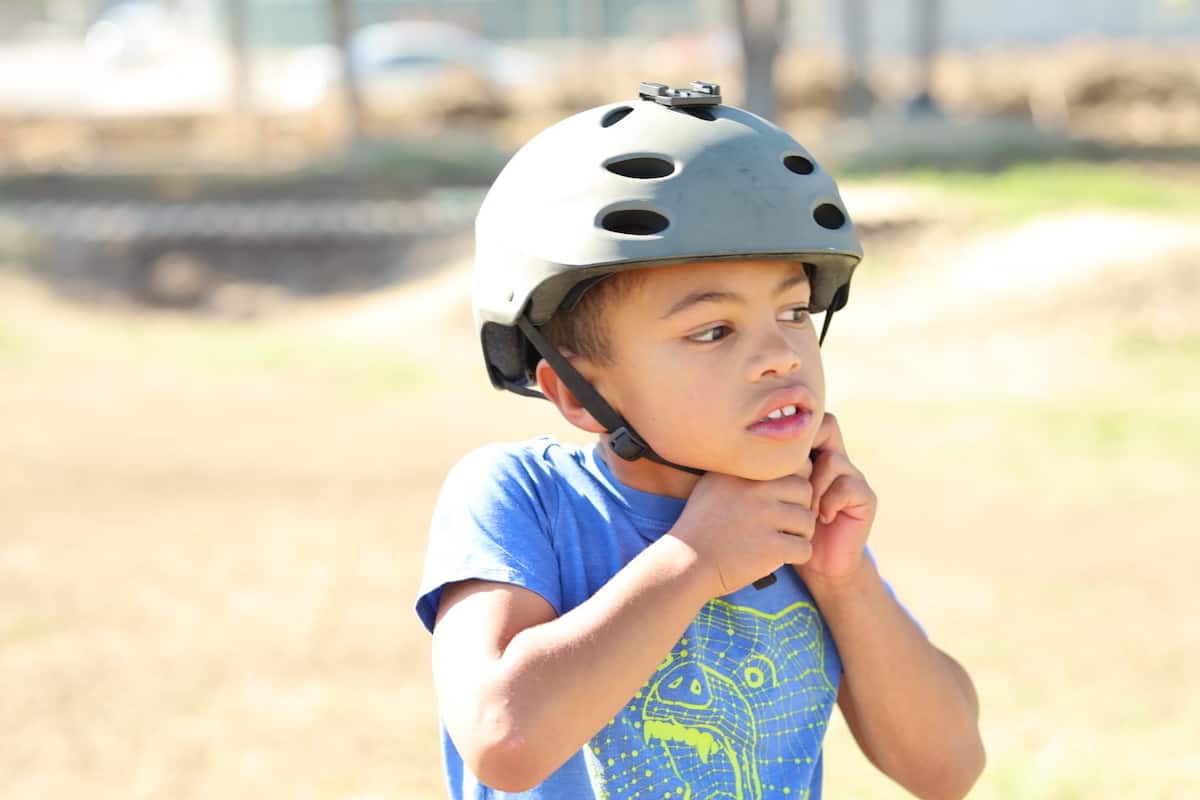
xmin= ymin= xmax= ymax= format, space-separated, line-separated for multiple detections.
xmin=84 ymin=1 xmax=177 ymax=65
xmin=280 ymin=20 xmax=544 ymax=117
xmin=349 ymin=20 xmax=542 ymax=93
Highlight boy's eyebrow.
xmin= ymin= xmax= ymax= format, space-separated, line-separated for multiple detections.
xmin=660 ymin=289 xmax=738 ymax=319
xmin=659 ymin=269 xmax=810 ymax=319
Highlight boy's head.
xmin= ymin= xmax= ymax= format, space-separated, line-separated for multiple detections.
xmin=471 ymin=81 xmax=862 ymax=482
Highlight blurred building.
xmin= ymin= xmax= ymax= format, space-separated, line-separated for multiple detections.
xmin=208 ymin=0 xmax=1200 ymax=48
xmin=795 ymin=0 xmax=1200 ymax=54
xmin=5 ymin=1 xmax=1198 ymax=48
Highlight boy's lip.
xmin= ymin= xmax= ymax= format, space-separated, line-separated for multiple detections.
xmin=746 ymin=386 xmax=816 ymax=429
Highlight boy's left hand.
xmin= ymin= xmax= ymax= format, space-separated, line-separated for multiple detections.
xmin=798 ymin=412 xmax=877 ymax=586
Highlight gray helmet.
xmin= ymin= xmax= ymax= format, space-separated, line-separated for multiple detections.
xmin=474 ymin=81 xmax=863 ymax=393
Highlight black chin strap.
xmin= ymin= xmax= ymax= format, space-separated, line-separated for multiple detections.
xmin=517 ymin=307 xmax=840 ymax=592
xmin=516 ymin=315 xmax=705 ymax=476
xmin=819 ymin=306 xmax=836 ymax=346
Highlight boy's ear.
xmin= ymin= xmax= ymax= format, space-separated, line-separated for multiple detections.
xmin=535 ymin=358 xmax=607 ymax=434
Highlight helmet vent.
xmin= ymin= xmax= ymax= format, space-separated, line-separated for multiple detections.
xmin=675 ymin=106 xmax=716 ymax=121
xmin=813 ymin=203 xmax=846 ymax=230
xmin=784 ymin=155 xmax=815 ymax=175
xmin=601 ymin=209 xmax=670 ymax=236
xmin=601 ymin=106 xmax=634 ymax=127
xmin=605 ymin=157 xmax=675 ymax=179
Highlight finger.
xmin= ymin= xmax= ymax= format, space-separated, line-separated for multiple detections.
xmin=816 ymin=474 xmax=876 ymax=525
xmin=772 ymin=504 xmax=817 ymax=540
xmin=775 ymin=530 xmax=813 ymax=565
xmin=811 ymin=411 xmax=848 ymax=457
xmin=769 ymin=474 xmax=813 ymax=508
xmin=810 ymin=449 xmax=861 ymax=511
xmin=797 ymin=452 xmax=814 ymax=480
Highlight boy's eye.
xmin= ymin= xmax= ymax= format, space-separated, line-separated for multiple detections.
xmin=779 ymin=306 xmax=811 ymax=324
xmin=688 ymin=324 xmax=731 ymax=343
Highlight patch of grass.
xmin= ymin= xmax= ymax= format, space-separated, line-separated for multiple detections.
xmin=1009 ymin=400 xmax=1199 ymax=459
xmin=857 ymin=390 xmax=1198 ymax=474
xmin=0 ymin=320 xmax=31 ymax=361
xmin=865 ymin=162 xmax=1200 ymax=223
xmin=1 ymin=615 xmax=66 ymax=646
xmin=980 ymin=755 xmax=1143 ymax=800
xmin=1117 ymin=331 xmax=1200 ymax=358
xmin=0 ymin=224 xmax=37 ymax=265
xmin=98 ymin=320 xmax=427 ymax=398
xmin=1111 ymin=331 xmax=1200 ymax=398
xmin=0 ymin=134 xmax=508 ymax=204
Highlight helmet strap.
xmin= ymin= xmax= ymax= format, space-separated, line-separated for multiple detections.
xmin=818 ymin=283 xmax=849 ymax=346
xmin=517 ymin=311 xmax=823 ymax=590
xmin=819 ymin=307 xmax=836 ymax=346
xmin=516 ymin=300 xmax=839 ymax=479
xmin=516 ymin=315 xmax=705 ymax=476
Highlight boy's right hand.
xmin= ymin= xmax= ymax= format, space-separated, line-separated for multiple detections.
xmin=668 ymin=470 xmax=816 ymax=596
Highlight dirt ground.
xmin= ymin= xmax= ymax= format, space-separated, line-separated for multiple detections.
xmin=1 ymin=189 xmax=1198 ymax=798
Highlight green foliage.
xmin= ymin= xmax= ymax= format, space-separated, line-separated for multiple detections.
xmin=102 ymin=321 xmax=427 ymax=398
xmin=831 ymin=118 xmax=1105 ymax=174
xmin=320 ymin=135 xmax=510 ymax=189
xmin=1008 ymin=398 xmax=1199 ymax=459
xmin=0 ymin=320 xmax=30 ymax=361
xmin=880 ymin=162 xmax=1200 ymax=223
xmin=0 ymin=134 xmax=509 ymax=203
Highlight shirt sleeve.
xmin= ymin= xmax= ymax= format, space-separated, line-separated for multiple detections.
xmin=415 ymin=443 xmax=564 ymax=633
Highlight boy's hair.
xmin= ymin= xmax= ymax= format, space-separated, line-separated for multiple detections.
xmin=540 ymin=270 xmax=644 ymax=364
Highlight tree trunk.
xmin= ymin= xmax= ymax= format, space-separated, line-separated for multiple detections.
xmin=733 ymin=0 xmax=789 ymax=121
xmin=742 ymin=48 xmax=778 ymax=121
xmin=328 ymin=0 xmax=365 ymax=143
xmin=840 ymin=0 xmax=874 ymax=116
xmin=226 ymin=0 xmax=250 ymax=115
xmin=909 ymin=0 xmax=942 ymax=115
xmin=571 ymin=0 xmax=605 ymax=39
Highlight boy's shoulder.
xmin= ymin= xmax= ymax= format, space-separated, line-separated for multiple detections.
xmin=451 ymin=434 xmax=587 ymax=472
xmin=443 ymin=435 xmax=595 ymax=497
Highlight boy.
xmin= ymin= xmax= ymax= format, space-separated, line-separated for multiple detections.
xmin=417 ymin=81 xmax=984 ymax=799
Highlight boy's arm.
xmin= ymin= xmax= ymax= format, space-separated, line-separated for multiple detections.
xmin=808 ymin=564 xmax=985 ymax=800
xmin=799 ymin=414 xmax=984 ymax=800
xmin=431 ymin=471 xmax=819 ymax=793
xmin=432 ymin=535 xmax=710 ymax=793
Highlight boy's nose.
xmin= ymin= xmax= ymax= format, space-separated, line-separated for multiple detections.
xmin=746 ymin=325 xmax=802 ymax=381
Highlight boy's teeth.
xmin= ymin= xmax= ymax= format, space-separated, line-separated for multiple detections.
xmin=765 ymin=405 xmax=798 ymax=421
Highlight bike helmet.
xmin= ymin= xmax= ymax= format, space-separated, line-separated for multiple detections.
xmin=473 ymin=81 xmax=864 ymax=476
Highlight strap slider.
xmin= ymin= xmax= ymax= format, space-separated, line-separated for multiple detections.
xmin=609 ymin=427 xmax=647 ymax=461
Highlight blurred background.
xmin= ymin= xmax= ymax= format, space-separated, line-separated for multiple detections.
xmin=1 ymin=1 xmax=1197 ymax=798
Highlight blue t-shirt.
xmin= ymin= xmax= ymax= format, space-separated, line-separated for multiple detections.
xmin=417 ymin=437 xmax=855 ymax=800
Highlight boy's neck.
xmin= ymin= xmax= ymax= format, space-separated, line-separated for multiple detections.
xmin=596 ymin=438 xmax=703 ymax=500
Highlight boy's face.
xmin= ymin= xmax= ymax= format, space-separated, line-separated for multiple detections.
xmin=579 ymin=258 xmax=825 ymax=497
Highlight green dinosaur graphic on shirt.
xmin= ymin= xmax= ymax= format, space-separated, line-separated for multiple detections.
xmin=588 ymin=599 xmax=836 ymax=800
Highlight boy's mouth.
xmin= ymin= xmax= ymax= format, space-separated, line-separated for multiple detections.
xmin=746 ymin=388 xmax=815 ymax=440
xmin=759 ymin=404 xmax=801 ymax=422
xmin=747 ymin=407 xmax=812 ymax=440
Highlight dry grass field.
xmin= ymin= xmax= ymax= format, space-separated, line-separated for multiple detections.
xmin=2 ymin=170 xmax=1198 ymax=799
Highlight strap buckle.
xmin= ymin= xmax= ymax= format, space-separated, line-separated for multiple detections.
xmin=609 ymin=427 xmax=648 ymax=461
